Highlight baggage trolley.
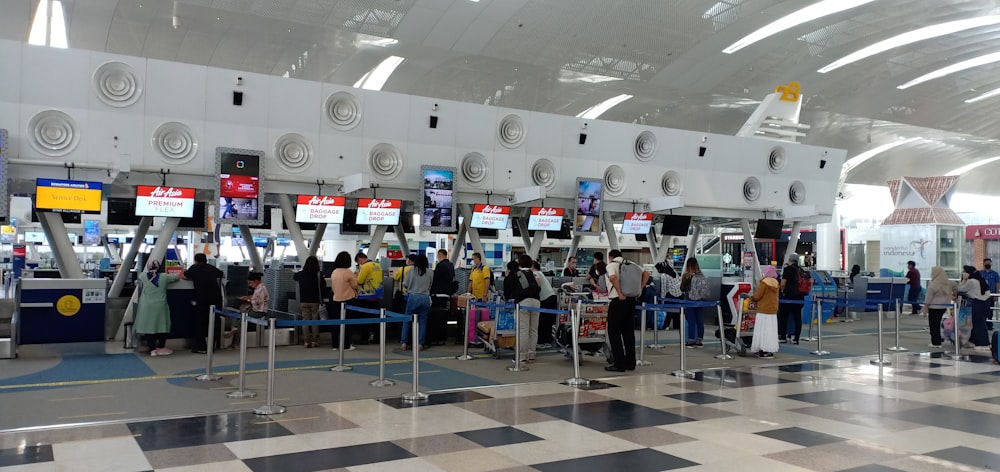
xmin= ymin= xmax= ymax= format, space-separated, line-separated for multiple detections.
xmin=553 ymin=298 xmax=608 ymax=361
xmin=719 ymin=298 xmax=755 ymax=357
xmin=475 ymin=301 xmax=517 ymax=359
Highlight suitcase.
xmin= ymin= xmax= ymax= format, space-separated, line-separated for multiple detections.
xmin=467 ymin=306 xmax=491 ymax=343
xmin=992 ymin=331 xmax=999 ymax=363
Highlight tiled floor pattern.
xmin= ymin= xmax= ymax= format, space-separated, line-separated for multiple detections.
xmin=0 ymin=354 xmax=998 ymax=471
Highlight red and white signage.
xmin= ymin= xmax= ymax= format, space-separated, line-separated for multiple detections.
xmin=135 ymin=186 xmax=196 ymax=218
xmin=967 ymin=225 xmax=1000 ymax=240
xmin=295 ymin=195 xmax=346 ymax=224
xmin=470 ymin=204 xmax=510 ymax=230
xmin=621 ymin=212 xmax=653 ymax=235
xmin=219 ymin=174 xmax=259 ymax=199
xmin=527 ymin=207 xmax=564 ymax=231
xmin=356 ymin=199 xmax=402 ymax=225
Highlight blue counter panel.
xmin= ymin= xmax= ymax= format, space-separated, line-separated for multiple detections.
xmin=20 ymin=289 xmax=105 ymax=344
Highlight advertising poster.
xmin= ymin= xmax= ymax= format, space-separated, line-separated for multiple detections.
xmin=880 ymin=224 xmax=936 ymax=276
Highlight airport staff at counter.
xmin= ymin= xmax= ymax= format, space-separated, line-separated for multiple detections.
xmin=184 ymin=254 xmax=225 ymax=354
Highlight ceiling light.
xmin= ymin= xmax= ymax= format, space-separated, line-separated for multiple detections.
xmin=840 ymin=137 xmax=920 ymax=178
xmin=898 ymin=51 xmax=1000 ymax=89
xmin=575 ymin=94 xmax=633 ymax=119
xmin=964 ymin=86 xmax=1000 ymax=104
xmin=722 ymin=0 xmax=875 ymax=54
xmin=49 ymin=1 xmax=67 ymax=48
xmin=819 ymin=15 xmax=1000 ymax=73
xmin=27 ymin=0 xmax=48 ymax=46
xmin=353 ymin=56 xmax=405 ymax=91
xmin=945 ymin=156 xmax=1000 ymax=176
xmin=28 ymin=0 xmax=68 ymax=48
xmin=356 ymin=37 xmax=399 ymax=47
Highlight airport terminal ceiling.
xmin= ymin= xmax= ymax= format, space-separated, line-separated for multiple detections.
xmin=4 ymin=0 xmax=1000 ymax=196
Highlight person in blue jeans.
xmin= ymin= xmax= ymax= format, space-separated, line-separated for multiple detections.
xmin=400 ymin=254 xmax=433 ymax=351
xmin=680 ymin=257 xmax=707 ymax=347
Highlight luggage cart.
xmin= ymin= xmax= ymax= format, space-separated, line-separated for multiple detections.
xmin=554 ymin=298 xmax=608 ymax=361
xmin=719 ymin=298 xmax=754 ymax=357
xmin=475 ymin=301 xmax=517 ymax=359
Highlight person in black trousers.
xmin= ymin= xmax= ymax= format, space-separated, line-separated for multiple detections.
xmin=778 ymin=253 xmax=804 ymax=344
xmin=184 ymin=253 xmax=225 ymax=353
xmin=604 ymin=249 xmax=649 ymax=372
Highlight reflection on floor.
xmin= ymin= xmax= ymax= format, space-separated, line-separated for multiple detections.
xmin=0 ymin=352 xmax=998 ymax=471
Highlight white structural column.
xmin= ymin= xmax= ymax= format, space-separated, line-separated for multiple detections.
xmin=109 ymin=216 xmax=153 ymax=297
xmin=685 ymin=224 xmax=702 ymax=267
xmin=278 ymin=194 xmax=309 ymax=258
xmin=602 ymin=211 xmax=619 ymax=252
xmin=392 ymin=224 xmax=410 ymax=256
xmin=784 ymin=221 xmax=803 ymax=264
xmin=816 ymin=204 xmax=841 ymax=270
xmin=741 ymin=219 xmax=760 ymax=280
xmin=460 ymin=205 xmax=485 ymax=259
xmin=237 ymin=225 xmax=265 ymax=271
xmin=367 ymin=225 xmax=389 ymax=260
xmin=309 ymin=224 xmax=327 ymax=258
xmin=37 ymin=212 xmax=84 ymax=279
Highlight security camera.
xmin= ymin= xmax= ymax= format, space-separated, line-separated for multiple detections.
xmin=582 ymin=123 xmax=588 ymax=129
xmin=236 ymin=77 xmax=243 ymax=86
xmin=432 ymin=103 xmax=439 ymax=111
xmin=700 ymin=136 xmax=708 ymax=143
xmin=822 ymin=150 xmax=829 ymax=156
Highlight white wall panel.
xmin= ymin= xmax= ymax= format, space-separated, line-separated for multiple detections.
xmin=145 ymin=59 xmax=207 ymax=121
xmin=318 ymin=84 xmax=365 ymax=182
xmin=453 ymin=101 xmax=496 ymax=151
xmin=406 ymin=95 xmax=457 ymax=150
xmin=0 ymin=40 xmax=22 ymax=146
xmin=204 ymin=68 xmax=269 ymax=128
xmin=523 ymin=111 xmax=564 ymax=158
xmin=86 ymin=52 xmax=147 ymax=169
xmin=362 ymin=90 xmax=411 ymax=141
xmin=20 ymin=46 xmax=89 ymax=109
xmin=266 ymin=76 xmax=321 ymax=133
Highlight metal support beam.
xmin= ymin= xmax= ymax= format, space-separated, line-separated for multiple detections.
xmin=393 ymin=224 xmax=409 ymax=255
xmin=602 ymin=211 xmax=619 ymax=252
xmin=367 ymin=225 xmax=388 ymax=260
xmin=278 ymin=194 xmax=309 ymax=258
xmin=647 ymin=227 xmax=660 ymax=261
xmin=657 ymin=226 xmax=673 ymax=260
xmin=514 ymin=217 xmax=532 ymax=249
xmin=460 ymin=204 xmax=485 ymax=258
xmin=685 ymin=224 xmax=702 ymax=268
xmin=109 ymin=217 xmax=152 ymax=297
xmin=741 ymin=219 xmax=761 ymax=281
xmin=309 ymin=224 xmax=326 ymax=257
xmin=38 ymin=212 xmax=84 ymax=279
xmin=449 ymin=220 xmax=468 ymax=265
xmin=527 ymin=230 xmax=545 ymax=260
xmin=150 ymin=218 xmax=181 ymax=271
xmin=238 ymin=225 xmax=265 ymax=271
xmin=784 ymin=221 xmax=803 ymax=265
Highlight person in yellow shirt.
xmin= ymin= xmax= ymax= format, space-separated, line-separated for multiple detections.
xmin=469 ymin=252 xmax=492 ymax=300
xmin=355 ymin=253 xmax=383 ymax=296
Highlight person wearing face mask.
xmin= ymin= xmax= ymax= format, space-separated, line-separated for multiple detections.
xmin=980 ymin=258 xmax=998 ymax=329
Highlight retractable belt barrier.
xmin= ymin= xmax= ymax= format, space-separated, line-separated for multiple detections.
xmin=652 ymin=298 xmax=722 ymax=376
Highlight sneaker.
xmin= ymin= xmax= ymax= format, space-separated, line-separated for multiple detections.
xmin=685 ymin=342 xmax=696 ymax=349
xmin=332 ymin=345 xmax=357 ymax=352
xmin=779 ymin=338 xmax=788 ymax=344
xmin=155 ymin=348 xmax=173 ymax=356
xmin=973 ymin=345 xmax=990 ymax=352
xmin=192 ymin=349 xmax=207 ymax=354
xmin=759 ymin=352 xmax=774 ymax=358
xmin=149 ymin=350 xmax=158 ymax=357
xmin=536 ymin=343 xmax=552 ymax=350
xmin=694 ymin=341 xmax=704 ymax=348
xmin=928 ymin=344 xmax=942 ymax=349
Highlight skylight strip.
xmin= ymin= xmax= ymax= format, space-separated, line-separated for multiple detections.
xmin=840 ymin=137 xmax=920 ymax=178
xmin=353 ymin=56 xmax=405 ymax=91
xmin=945 ymin=156 xmax=1000 ymax=176
xmin=722 ymin=0 xmax=875 ymax=54
xmin=964 ymin=86 xmax=1000 ymax=104
xmin=575 ymin=94 xmax=634 ymax=119
xmin=898 ymin=51 xmax=1000 ymax=89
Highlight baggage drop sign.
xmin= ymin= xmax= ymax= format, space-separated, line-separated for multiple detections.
xmin=356 ymin=199 xmax=402 ymax=226
xmin=295 ymin=195 xmax=346 ymax=224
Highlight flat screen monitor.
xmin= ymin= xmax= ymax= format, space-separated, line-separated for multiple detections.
xmin=252 ymin=237 xmax=269 ymax=248
xmin=527 ymin=207 xmax=564 ymax=231
xmin=34 ymin=178 xmax=103 ymax=214
xmin=24 ymin=231 xmax=45 ymax=243
xmin=755 ymin=219 xmax=784 ymax=239
xmin=546 ymin=219 xmax=573 ymax=240
xmin=282 ymin=212 xmax=318 ymax=231
xmin=295 ymin=195 xmax=345 ymax=224
xmin=477 ymin=227 xmax=499 ymax=239
xmin=32 ymin=209 xmax=81 ymax=224
xmin=660 ymin=215 xmax=692 ymax=236
xmin=247 ymin=205 xmax=274 ymax=229
xmin=470 ymin=204 xmax=510 ymax=230
xmin=400 ymin=211 xmax=416 ymax=233
xmin=621 ymin=212 xmax=653 ymax=235
xmin=573 ymin=178 xmax=603 ymax=233
xmin=216 ymin=148 xmax=263 ymax=225
xmin=356 ymin=199 xmax=401 ymax=226
xmin=340 ymin=209 xmax=371 ymax=235
xmin=135 ymin=186 xmax=195 ymax=218
xmin=107 ymin=198 xmax=143 ymax=225
xmin=420 ymin=166 xmax=457 ymax=232
xmin=83 ymin=220 xmax=100 ymax=245
xmin=635 ymin=233 xmax=648 ymax=242
xmin=177 ymin=201 xmax=207 ymax=230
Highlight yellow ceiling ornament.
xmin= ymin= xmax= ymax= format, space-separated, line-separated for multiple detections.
xmin=775 ymin=81 xmax=801 ymax=102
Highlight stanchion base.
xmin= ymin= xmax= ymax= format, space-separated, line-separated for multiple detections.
xmin=810 ymin=350 xmax=830 ymax=356
xmin=870 ymin=359 xmax=892 ymax=366
xmin=455 ymin=354 xmax=475 ymax=361
xmin=564 ymin=377 xmax=592 ymax=386
xmin=253 ymin=404 xmax=286 ymax=415
xmin=369 ymin=379 xmax=397 ymax=387
xmin=714 ymin=354 xmax=734 ymax=360
xmin=647 ymin=344 xmax=667 ymax=349
xmin=944 ymin=353 xmax=970 ymax=361
xmin=636 ymin=360 xmax=652 ymax=366
xmin=887 ymin=347 xmax=909 ymax=352
xmin=226 ymin=390 xmax=257 ymax=399
xmin=195 ymin=374 xmax=222 ymax=382
xmin=800 ymin=337 xmax=817 ymax=342
xmin=401 ymin=391 xmax=429 ymax=403
xmin=671 ymin=370 xmax=696 ymax=378
xmin=329 ymin=365 xmax=354 ymax=372
xmin=506 ymin=364 xmax=529 ymax=372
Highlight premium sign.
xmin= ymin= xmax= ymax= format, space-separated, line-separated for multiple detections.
xmin=356 ymin=198 xmax=402 ymax=225
xmin=527 ymin=207 xmax=564 ymax=231
xmin=135 ymin=186 xmax=195 ymax=218
xmin=295 ymin=195 xmax=346 ymax=224
xmin=470 ymin=204 xmax=510 ymax=230
xmin=621 ymin=212 xmax=653 ymax=234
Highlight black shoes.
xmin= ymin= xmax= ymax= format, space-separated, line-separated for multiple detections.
xmin=604 ymin=366 xmax=627 ymax=372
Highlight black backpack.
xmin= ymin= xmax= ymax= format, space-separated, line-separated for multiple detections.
xmin=513 ymin=269 xmax=541 ymax=302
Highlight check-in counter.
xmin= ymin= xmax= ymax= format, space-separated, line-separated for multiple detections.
xmin=137 ymin=280 xmax=200 ymax=340
xmin=17 ymin=278 xmax=109 ymax=344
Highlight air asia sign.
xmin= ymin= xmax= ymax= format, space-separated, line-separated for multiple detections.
xmin=470 ymin=204 xmax=510 ymax=230
xmin=527 ymin=207 xmax=564 ymax=231
xmin=356 ymin=198 xmax=402 ymax=225
xmin=966 ymin=225 xmax=1000 ymax=240
xmin=135 ymin=186 xmax=195 ymax=218
xmin=295 ymin=195 xmax=345 ymax=224
xmin=621 ymin=212 xmax=653 ymax=235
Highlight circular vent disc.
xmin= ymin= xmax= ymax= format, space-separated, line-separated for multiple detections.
xmin=530 ymin=159 xmax=556 ymax=190
xmin=368 ymin=143 xmax=403 ymax=180
xmin=768 ymin=146 xmax=786 ymax=174
xmin=324 ymin=91 xmax=363 ymax=130
xmin=497 ymin=114 xmax=525 ymax=149
xmin=460 ymin=152 xmax=489 ymax=186
xmin=27 ymin=110 xmax=80 ymax=157
xmin=661 ymin=170 xmax=683 ymax=196
xmin=742 ymin=176 xmax=762 ymax=203
xmin=789 ymin=180 xmax=806 ymax=204
xmin=604 ymin=165 xmax=626 ymax=196
xmin=274 ymin=133 xmax=313 ymax=173
xmin=634 ymin=131 xmax=656 ymax=162
xmin=151 ymin=122 xmax=198 ymax=164
xmin=93 ymin=61 xmax=143 ymax=108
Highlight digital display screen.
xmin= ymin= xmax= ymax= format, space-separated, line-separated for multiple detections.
xmin=83 ymin=220 xmax=100 ymax=245
xmin=135 ymin=186 xmax=196 ymax=218
xmin=470 ymin=204 xmax=510 ymax=230
xmin=295 ymin=195 xmax=346 ymax=224
xmin=574 ymin=178 xmax=603 ymax=233
xmin=217 ymin=149 xmax=263 ymax=224
xmin=527 ymin=207 xmax=564 ymax=231
xmin=0 ymin=225 xmax=14 ymax=244
xmin=25 ymin=231 xmax=45 ymax=243
xmin=356 ymin=198 xmax=402 ymax=226
xmin=420 ymin=166 xmax=456 ymax=232
xmin=621 ymin=212 xmax=653 ymax=235
xmin=34 ymin=179 xmax=103 ymax=214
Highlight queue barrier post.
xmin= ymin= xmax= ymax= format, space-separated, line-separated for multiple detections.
xmin=226 ymin=311 xmax=257 ymax=399
xmin=369 ymin=308 xmax=396 ymax=388
xmin=195 ymin=305 xmax=222 ymax=382
xmin=714 ymin=303 xmax=733 ymax=360
xmin=945 ymin=297 xmax=969 ymax=360
xmin=401 ymin=313 xmax=429 ymax=403
xmin=636 ymin=302 xmax=651 ymax=366
xmin=564 ymin=300 xmax=590 ymax=386
xmin=810 ymin=299 xmax=830 ymax=356
xmin=887 ymin=298 xmax=909 ymax=352
xmin=801 ymin=297 xmax=816 ymax=342
xmin=456 ymin=303 xmax=474 ymax=361
xmin=672 ymin=305 xmax=695 ymax=378
xmin=870 ymin=301 xmax=891 ymax=366
xmin=253 ymin=317 xmax=286 ymax=415
xmin=507 ymin=303 xmax=528 ymax=372
xmin=330 ymin=303 xmax=353 ymax=372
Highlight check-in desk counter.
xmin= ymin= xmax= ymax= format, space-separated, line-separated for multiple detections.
xmin=161 ymin=280 xmax=199 ymax=340
xmin=859 ymin=277 xmax=906 ymax=313
xmin=17 ymin=278 xmax=109 ymax=344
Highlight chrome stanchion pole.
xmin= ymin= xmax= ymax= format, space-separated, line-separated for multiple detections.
xmin=565 ymin=300 xmax=590 ymax=386
xmin=196 ymin=305 xmax=222 ymax=382
xmin=329 ymin=303 xmax=353 ymax=372
xmin=507 ymin=303 xmax=528 ymax=371
xmin=227 ymin=312 xmax=257 ymax=398
xmin=946 ymin=298 xmax=968 ymax=360
xmin=648 ymin=301 xmax=664 ymax=349
xmin=401 ymin=314 xmax=428 ymax=402
xmin=253 ymin=317 xmax=286 ymax=415
xmin=714 ymin=303 xmax=733 ymax=360
xmin=637 ymin=302 xmax=651 ymax=366
xmin=801 ymin=298 xmax=817 ymax=342
xmin=870 ymin=302 xmax=891 ymax=366
xmin=672 ymin=306 xmax=694 ymax=377
xmin=811 ymin=299 xmax=830 ymax=356
xmin=369 ymin=308 xmax=396 ymax=387
xmin=456 ymin=303 xmax=474 ymax=360
xmin=887 ymin=298 xmax=908 ymax=351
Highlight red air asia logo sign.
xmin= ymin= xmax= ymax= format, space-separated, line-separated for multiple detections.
xmin=356 ymin=199 xmax=402 ymax=225
xmin=471 ymin=204 xmax=511 ymax=230
xmin=622 ymin=212 xmax=653 ymax=234
xmin=295 ymin=195 xmax=346 ymax=224
xmin=528 ymin=207 xmax=564 ymax=231
xmin=135 ymin=185 xmax=196 ymax=218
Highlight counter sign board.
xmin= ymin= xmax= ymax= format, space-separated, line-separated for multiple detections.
xmin=527 ymin=207 xmax=564 ymax=231
xmin=135 ymin=186 xmax=196 ymax=218
xmin=356 ymin=199 xmax=402 ymax=226
xmin=295 ymin=195 xmax=346 ymax=224
xmin=470 ymin=204 xmax=510 ymax=230
xmin=621 ymin=212 xmax=653 ymax=234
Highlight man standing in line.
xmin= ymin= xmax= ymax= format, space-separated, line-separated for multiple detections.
xmin=431 ymin=249 xmax=455 ymax=304
xmin=184 ymin=253 xmax=225 ymax=354
xmin=778 ymin=253 xmax=804 ymax=344
xmin=605 ymin=249 xmax=650 ymax=372
xmin=905 ymin=260 xmax=921 ymax=315
xmin=980 ymin=258 xmax=998 ymax=328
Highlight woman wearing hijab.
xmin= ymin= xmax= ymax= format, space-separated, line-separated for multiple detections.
xmin=921 ymin=266 xmax=957 ymax=348
xmin=848 ymin=265 xmax=861 ymax=287
xmin=959 ymin=265 xmax=991 ymax=351
xmin=750 ymin=265 xmax=781 ymax=358
xmin=134 ymin=260 xmax=182 ymax=356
